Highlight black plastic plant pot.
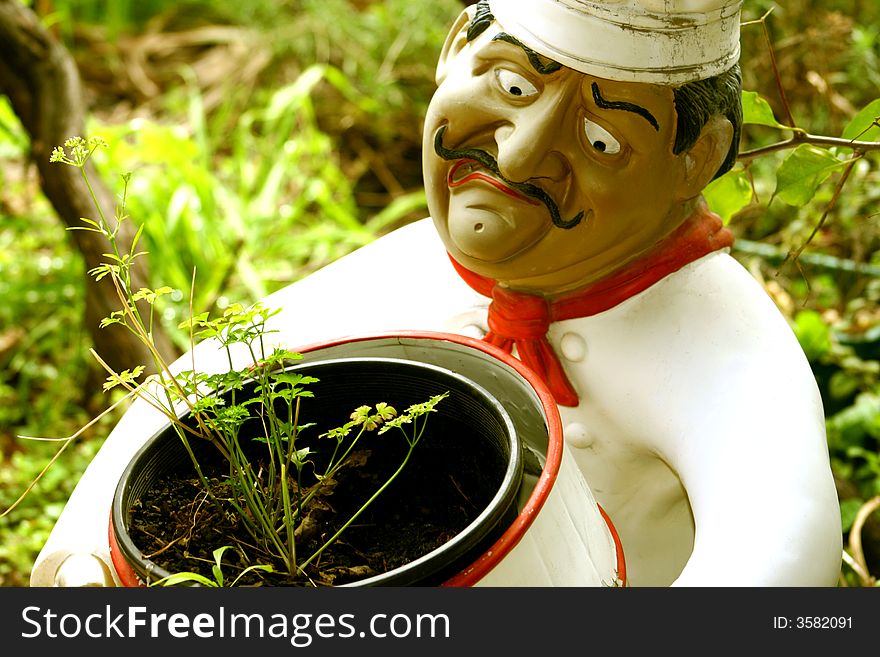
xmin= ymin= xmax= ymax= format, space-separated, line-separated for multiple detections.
xmin=110 ymin=355 xmax=523 ymax=587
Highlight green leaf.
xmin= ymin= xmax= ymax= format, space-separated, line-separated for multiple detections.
xmin=375 ymin=402 xmax=397 ymax=422
xmin=291 ymin=447 xmax=313 ymax=465
xmin=839 ymin=498 xmax=865 ymax=533
xmin=102 ymin=366 xmax=145 ymax=392
xmin=178 ymin=311 xmax=210 ymax=330
xmin=828 ymin=370 xmax=862 ymax=402
xmin=773 ymin=144 xmax=846 ymax=206
xmin=703 ymin=169 xmax=752 ymax=223
xmin=271 ymin=373 xmax=319 ymax=388
xmin=841 ymin=98 xmax=880 ymax=142
xmin=741 ymin=91 xmax=788 ymax=128
xmin=269 ymin=388 xmax=297 ymax=403
xmin=229 ymin=563 xmax=274 ymax=587
xmin=132 ymin=286 xmax=173 ymax=303
xmin=270 ymin=348 xmax=303 ymax=362
xmin=320 ymin=425 xmax=349 ymax=441
xmin=130 ymin=221 xmax=145 ymax=252
xmin=88 ymin=263 xmax=119 ymax=281
xmin=826 ymin=393 xmax=880 ymax=451
xmin=98 ymin=316 xmax=123 ymax=329
xmin=792 ymin=310 xmax=832 ymax=362
xmin=349 ymin=405 xmax=372 ymax=425
xmin=151 ymin=571 xmax=218 ymax=587
xmin=73 ymin=217 xmax=101 ymax=230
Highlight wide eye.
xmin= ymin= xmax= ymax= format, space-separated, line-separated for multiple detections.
xmin=494 ymin=68 xmax=538 ymax=98
xmin=583 ymin=118 xmax=621 ymax=154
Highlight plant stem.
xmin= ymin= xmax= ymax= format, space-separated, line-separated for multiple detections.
xmin=297 ymin=420 xmax=427 ymax=575
xmin=280 ymin=461 xmax=296 ymax=574
xmin=297 ymin=447 xmax=414 ymax=575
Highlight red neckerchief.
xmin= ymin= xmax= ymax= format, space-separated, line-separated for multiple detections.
xmin=449 ymin=200 xmax=734 ymax=407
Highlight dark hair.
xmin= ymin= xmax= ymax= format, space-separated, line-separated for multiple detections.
xmin=466 ymin=2 xmax=742 ymax=180
xmin=673 ymin=64 xmax=743 ymax=180
xmin=467 ymin=0 xmax=494 ymax=42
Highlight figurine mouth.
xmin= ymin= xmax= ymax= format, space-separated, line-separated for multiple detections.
xmin=434 ymin=126 xmax=583 ymax=230
xmin=447 ymin=159 xmax=541 ymax=206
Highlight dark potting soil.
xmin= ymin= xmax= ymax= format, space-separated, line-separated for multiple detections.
xmin=127 ymin=428 xmax=506 ymax=587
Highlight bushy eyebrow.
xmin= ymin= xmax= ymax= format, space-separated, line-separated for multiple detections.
xmin=491 ymin=32 xmax=562 ymax=75
xmin=591 ymin=82 xmax=660 ymax=131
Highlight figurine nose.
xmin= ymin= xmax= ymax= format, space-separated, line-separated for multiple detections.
xmin=494 ymin=113 xmax=569 ymax=184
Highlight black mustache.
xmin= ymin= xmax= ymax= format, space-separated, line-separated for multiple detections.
xmin=433 ymin=126 xmax=583 ymax=230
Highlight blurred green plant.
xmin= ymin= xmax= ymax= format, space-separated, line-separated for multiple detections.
xmin=33 ymin=0 xmax=223 ymax=41
xmin=87 ymin=61 xmax=427 ymax=349
xmin=0 ymin=97 xmax=96 ymax=441
xmin=0 ymin=99 xmax=115 ymax=587
xmin=0 ymin=437 xmax=103 ymax=587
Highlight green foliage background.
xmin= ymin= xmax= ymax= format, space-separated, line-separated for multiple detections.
xmin=1 ymin=0 xmax=879 ymax=587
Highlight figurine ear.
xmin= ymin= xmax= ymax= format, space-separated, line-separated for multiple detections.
xmin=677 ymin=115 xmax=734 ymax=200
xmin=435 ymin=7 xmax=477 ymax=86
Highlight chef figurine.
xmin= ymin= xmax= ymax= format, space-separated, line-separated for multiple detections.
xmin=32 ymin=0 xmax=842 ymax=587
xmin=421 ymin=0 xmax=842 ymax=586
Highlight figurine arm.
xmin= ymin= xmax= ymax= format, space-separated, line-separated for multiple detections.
xmin=577 ymin=253 xmax=843 ymax=586
xmin=664 ymin=351 xmax=842 ymax=586
xmin=646 ymin=257 xmax=842 ymax=586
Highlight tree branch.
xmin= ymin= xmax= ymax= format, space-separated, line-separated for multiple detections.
xmin=738 ymin=133 xmax=880 ymax=162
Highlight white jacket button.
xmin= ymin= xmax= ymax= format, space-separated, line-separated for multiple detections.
xmin=560 ymin=332 xmax=587 ymax=362
xmin=564 ymin=422 xmax=594 ymax=449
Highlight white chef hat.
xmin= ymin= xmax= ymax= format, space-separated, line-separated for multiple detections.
xmin=487 ymin=0 xmax=743 ymax=84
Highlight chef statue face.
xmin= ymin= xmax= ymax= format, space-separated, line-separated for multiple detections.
xmin=423 ymin=0 xmax=743 ymax=295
